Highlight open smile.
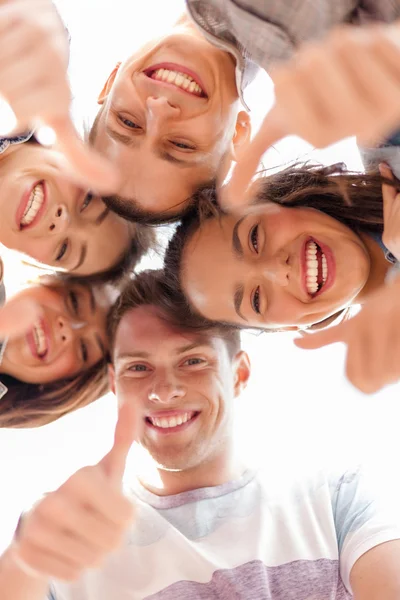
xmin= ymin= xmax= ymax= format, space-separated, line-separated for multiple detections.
xmin=143 ymin=62 xmax=208 ymax=98
xmin=26 ymin=318 xmax=50 ymax=360
xmin=16 ymin=181 xmax=47 ymax=230
xmin=145 ymin=410 xmax=200 ymax=434
xmin=302 ymin=237 xmax=336 ymax=298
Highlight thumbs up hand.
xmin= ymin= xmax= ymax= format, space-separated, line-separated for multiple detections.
xmin=9 ymin=401 xmax=138 ymax=582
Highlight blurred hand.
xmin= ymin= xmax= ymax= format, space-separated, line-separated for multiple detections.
xmin=8 ymin=400 xmax=138 ymax=581
xmin=380 ymin=163 xmax=400 ymax=262
xmin=222 ymin=22 xmax=400 ymax=209
xmin=295 ymin=279 xmax=400 ymax=394
xmin=0 ymin=0 xmax=119 ymax=193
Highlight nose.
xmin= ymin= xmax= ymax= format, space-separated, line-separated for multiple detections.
xmin=262 ymin=254 xmax=290 ymax=287
xmin=148 ymin=373 xmax=186 ymax=405
xmin=48 ymin=204 xmax=70 ymax=235
xmin=146 ymin=96 xmax=180 ymax=134
xmin=56 ymin=316 xmax=87 ymax=344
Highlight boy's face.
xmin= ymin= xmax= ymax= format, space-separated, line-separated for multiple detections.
xmin=110 ymin=305 xmax=250 ymax=473
xmin=92 ymin=22 xmax=250 ymax=218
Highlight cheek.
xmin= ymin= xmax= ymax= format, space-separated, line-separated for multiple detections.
xmin=46 ymin=352 xmax=80 ymax=381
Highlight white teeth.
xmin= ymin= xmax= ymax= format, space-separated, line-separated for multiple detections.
xmin=151 ymin=68 xmax=204 ymax=96
xmin=305 ymin=240 xmax=328 ymax=295
xmin=149 ymin=412 xmax=194 ymax=429
xmin=20 ymin=183 xmax=45 ymax=227
xmin=32 ymin=321 xmax=48 ymax=356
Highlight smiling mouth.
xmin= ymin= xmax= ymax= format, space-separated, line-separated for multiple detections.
xmin=19 ymin=182 xmax=46 ymax=229
xmin=144 ymin=64 xmax=207 ymax=98
xmin=29 ymin=319 xmax=49 ymax=359
xmin=145 ymin=411 xmax=199 ymax=431
xmin=305 ymin=239 xmax=328 ymax=296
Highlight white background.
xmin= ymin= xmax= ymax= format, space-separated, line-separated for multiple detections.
xmin=0 ymin=0 xmax=399 ymax=552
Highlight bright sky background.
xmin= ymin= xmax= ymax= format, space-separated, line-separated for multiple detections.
xmin=0 ymin=0 xmax=399 ymax=552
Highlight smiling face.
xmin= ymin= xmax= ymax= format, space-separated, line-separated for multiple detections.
xmin=1 ymin=282 xmax=112 ymax=384
xmin=111 ymin=305 xmax=248 ymax=472
xmin=0 ymin=142 xmax=134 ymax=275
xmin=92 ymin=20 xmax=250 ymax=217
xmin=181 ymin=204 xmax=371 ymax=329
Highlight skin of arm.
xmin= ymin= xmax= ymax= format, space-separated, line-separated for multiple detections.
xmin=350 ymin=540 xmax=400 ymax=599
xmin=0 ymin=548 xmax=49 ymax=600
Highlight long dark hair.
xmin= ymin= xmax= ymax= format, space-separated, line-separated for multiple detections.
xmin=164 ymin=162 xmax=398 ymax=329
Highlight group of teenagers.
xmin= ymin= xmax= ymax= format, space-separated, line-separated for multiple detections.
xmin=2 ymin=0 xmax=400 ymax=598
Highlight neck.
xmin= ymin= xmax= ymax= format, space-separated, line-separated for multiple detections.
xmin=356 ymin=233 xmax=390 ymax=303
xmin=138 ymin=442 xmax=244 ymax=497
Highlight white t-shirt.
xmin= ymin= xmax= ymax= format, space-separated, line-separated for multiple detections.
xmin=49 ymin=466 xmax=400 ymax=600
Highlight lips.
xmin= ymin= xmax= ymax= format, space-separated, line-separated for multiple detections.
xmin=301 ymin=237 xmax=336 ymax=298
xmin=145 ymin=410 xmax=199 ymax=434
xmin=16 ymin=181 xmax=47 ymax=230
xmin=26 ymin=318 xmax=50 ymax=360
xmin=143 ymin=62 xmax=208 ymax=98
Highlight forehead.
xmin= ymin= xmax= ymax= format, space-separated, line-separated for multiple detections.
xmin=113 ymin=305 xmax=221 ymax=356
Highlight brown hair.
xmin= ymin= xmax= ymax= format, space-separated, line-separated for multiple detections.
xmin=107 ymin=270 xmax=241 ymax=360
xmin=164 ymin=162 xmax=398 ymax=330
xmin=0 ymin=360 xmax=108 ymax=428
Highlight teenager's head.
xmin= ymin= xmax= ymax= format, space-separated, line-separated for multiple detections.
xmin=108 ymin=270 xmax=249 ymax=474
xmin=165 ymin=164 xmax=389 ymax=330
xmin=90 ymin=17 xmax=251 ymax=222
xmin=0 ymin=137 xmax=144 ymax=276
xmin=1 ymin=276 xmax=114 ymax=384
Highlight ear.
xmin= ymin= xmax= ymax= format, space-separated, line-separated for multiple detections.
xmin=232 ymin=350 xmax=251 ymax=397
xmin=97 ymin=62 xmax=122 ymax=105
xmin=108 ymin=363 xmax=116 ymax=395
xmin=232 ymin=111 xmax=251 ymax=162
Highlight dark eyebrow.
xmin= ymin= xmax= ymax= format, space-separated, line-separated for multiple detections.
xmin=232 ymin=217 xmax=246 ymax=258
xmin=96 ymin=207 xmax=110 ymax=225
xmin=95 ymin=333 xmax=106 ymax=358
xmin=70 ymin=243 xmax=87 ymax=272
xmin=233 ymin=284 xmax=247 ymax=321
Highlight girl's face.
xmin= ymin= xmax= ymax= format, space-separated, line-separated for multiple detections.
xmin=181 ymin=204 xmax=371 ymax=329
xmin=0 ymin=143 xmax=134 ymax=275
xmin=1 ymin=282 xmax=112 ymax=383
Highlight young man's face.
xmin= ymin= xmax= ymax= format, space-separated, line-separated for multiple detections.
xmin=110 ymin=305 xmax=249 ymax=472
xmin=92 ymin=21 xmax=250 ymax=219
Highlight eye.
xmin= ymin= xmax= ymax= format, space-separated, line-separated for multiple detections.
xmin=81 ymin=192 xmax=93 ymax=212
xmin=56 ymin=240 xmax=69 ymax=262
xmin=128 ymin=364 xmax=149 ymax=372
xmin=170 ymin=140 xmax=195 ymax=150
xmin=80 ymin=339 xmax=88 ymax=363
xmin=69 ymin=290 xmax=79 ymax=315
xmin=183 ymin=357 xmax=205 ymax=366
xmin=251 ymin=286 xmax=261 ymax=314
xmin=250 ymin=224 xmax=259 ymax=253
xmin=119 ymin=116 xmax=142 ymax=129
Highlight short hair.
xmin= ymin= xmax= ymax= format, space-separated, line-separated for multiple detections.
xmin=107 ymin=270 xmax=241 ymax=360
xmin=89 ymin=107 xmax=215 ymax=225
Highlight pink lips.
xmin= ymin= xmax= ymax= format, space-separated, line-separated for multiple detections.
xmin=301 ymin=237 xmax=336 ymax=298
xmin=26 ymin=318 xmax=50 ymax=361
xmin=16 ymin=181 xmax=47 ymax=230
xmin=143 ymin=62 xmax=208 ymax=98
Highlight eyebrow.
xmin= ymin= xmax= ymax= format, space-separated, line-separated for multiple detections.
xmin=88 ymin=286 xmax=96 ymax=314
xmin=115 ymin=342 xmax=211 ymax=362
xmin=71 ymin=243 xmax=87 ymax=272
xmin=95 ymin=333 xmax=106 ymax=358
xmin=232 ymin=217 xmax=246 ymax=258
xmin=233 ymin=284 xmax=247 ymax=321
xmin=96 ymin=207 xmax=110 ymax=225
xmin=106 ymin=126 xmax=199 ymax=168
